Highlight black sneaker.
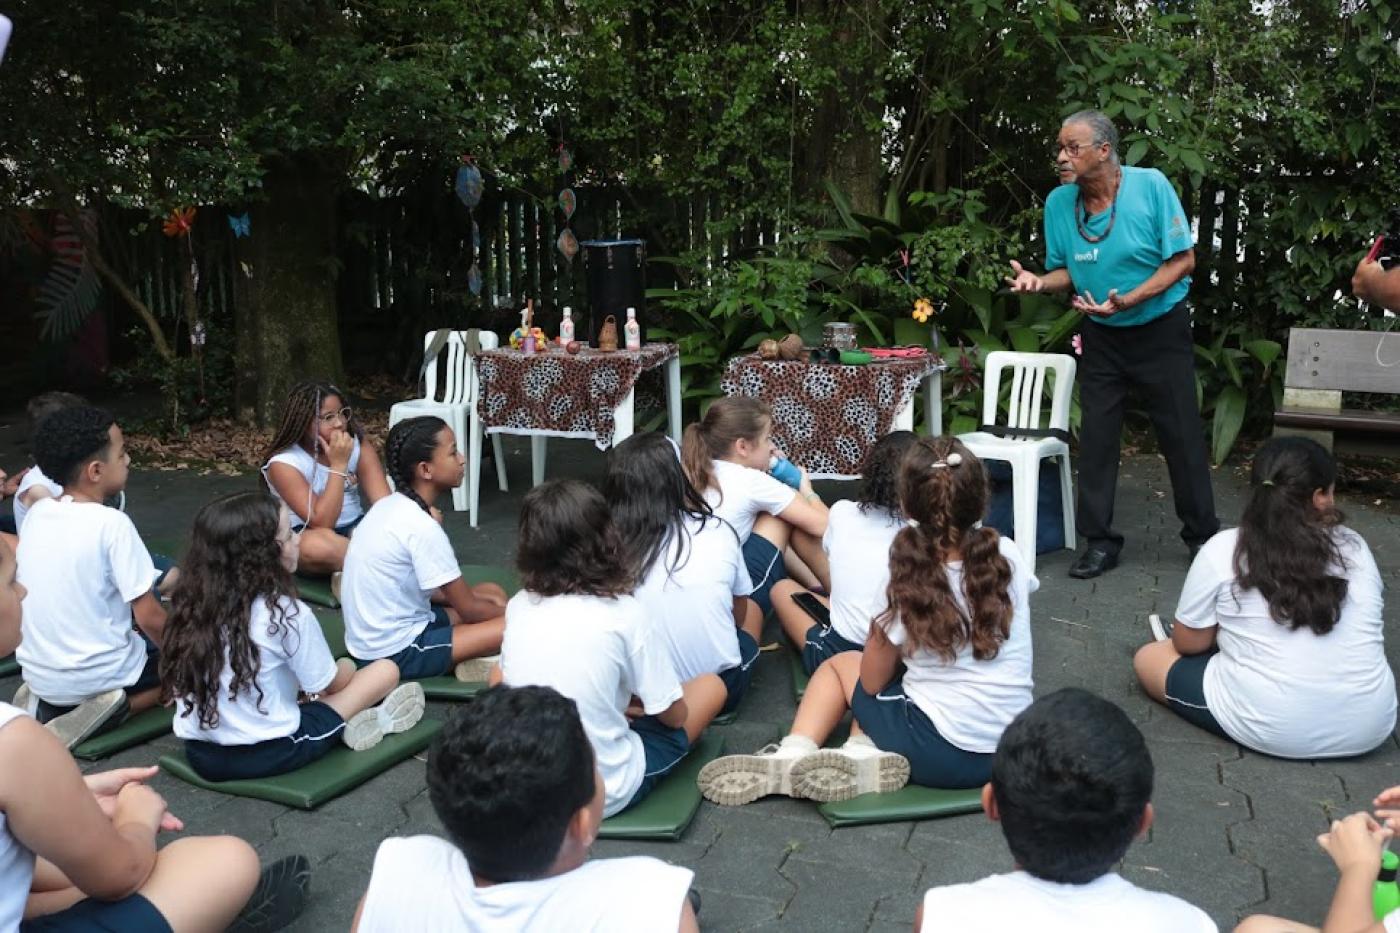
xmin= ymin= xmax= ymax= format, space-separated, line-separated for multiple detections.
xmin=687 ymin=888 xmax=702 ymax=918
xmin=228 ymin=855 xmax=311 ymax=933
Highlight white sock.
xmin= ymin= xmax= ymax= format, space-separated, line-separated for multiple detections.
xmin=775 ymin=734 xmax=819 ymax=756
xmin=841 ymin=735 xmax=881 ymax=757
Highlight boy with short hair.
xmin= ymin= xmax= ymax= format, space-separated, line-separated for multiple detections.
xmin=916 ymin=687 xmax=1217 ymax=932
xmin=15 ymin=405 xmax=167 ymax=748
xmin=12 ymin=391 xmax=86 ymax=530
xmin=353 ymin=684 xmax=698 ymax=932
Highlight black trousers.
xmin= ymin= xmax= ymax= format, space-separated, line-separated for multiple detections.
xmin=1076 ymin=301 xmax=1219 ymax=556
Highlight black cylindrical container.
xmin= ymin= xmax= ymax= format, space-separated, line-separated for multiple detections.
xmin=581 ymin=239 xmax=646 ymax=347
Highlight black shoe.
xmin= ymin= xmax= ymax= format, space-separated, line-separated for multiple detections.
xmin=228 ymin=855 xmax=311 ymax=933
xmin=1187 ymin=542 xmax=1203 ymax=562
xmin=1068 ymin=548 xmax=1118 ymax=580
xmin=687 ymin=888 xmax=702 ymax=918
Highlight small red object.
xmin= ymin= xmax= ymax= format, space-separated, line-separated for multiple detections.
xmin=866 ymin=346 xmax=928 ymax=359
xmin=566 ymin=340 xmax=581 ymax=354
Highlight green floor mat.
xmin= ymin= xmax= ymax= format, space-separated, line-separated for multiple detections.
xmin=713 ymin=709 xmax=738 ymax=726
xmin=158 ymin=718 xmax=443 ymax=810
xmin=788 ymin=649 xmax=810 ymax=701
xmin=816 ymin=784 xmax=985 ymax=828
xmin=598 ymin=733 xmax=724 ymax=841
xmin=73 ymin=706 xmax=176 ymax=761
xmin=0 ymin=655 xmax=16 ymax=678
xmin=295 ymin=574 xmax=339 ymax=609
xmin=314 ymin=607 xmax=349 ymax=659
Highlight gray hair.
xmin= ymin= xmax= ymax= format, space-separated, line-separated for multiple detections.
xmin=1062 ymin=110 xmax=1119 ymax=163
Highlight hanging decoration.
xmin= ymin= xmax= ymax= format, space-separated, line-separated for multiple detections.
xmin=556 ymin=143 xmax=577 ymax=263
xmin=227 ymin=213 xmax=251 ymax=238
xmin=162 ymin=207 xmax=196 ymax=238
xmin=456 ymin=156 xmax=485 ymax=296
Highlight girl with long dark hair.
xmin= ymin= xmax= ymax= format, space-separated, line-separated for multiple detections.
xmin=162 ymin=492 xmax=422 ymax=780
xmin=699 ymin=437 xmax=1037 ymax=805
xmin=1134 ymin=436 xmax=1394 ymax=757
xmin=604 ymin=432 xmax=759 ymax=716
xmin=261 ymin=381 xmax=391 ymax=574
xmin=341 ymin=416 xmax=505 ymax=681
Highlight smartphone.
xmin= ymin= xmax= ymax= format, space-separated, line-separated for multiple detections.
xmin=789 ymin=591 xmax=831 ymax=628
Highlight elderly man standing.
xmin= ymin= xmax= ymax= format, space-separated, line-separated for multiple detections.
xmin=1008 ymin=110 xmax=1218 ymax=579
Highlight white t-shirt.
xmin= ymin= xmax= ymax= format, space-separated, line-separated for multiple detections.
xmin=264 ymin=438 xmax=364 ymax=529
xmin=501 ymin=592 xmax=683 ymax=816
xmin=1174 ymin=526 xmax=1396 ymax=759
xmin=823 ymin=500 xmax=906 ymax=645
xmin=0 ymin=705 xmax=37 ymax=933
xmin=16 ymin=497 xmax=157 ymax=705
xmin=635 ymin=514 xmax=751 ymax=682
xmin=12 ymin=466 xmax=62 ymax=530
xmin=358 ymin=835 xmax=692 ymax=933
xmin=920 ymin=871 xmax=1216 ymax=932
xmin=173 ymin=596 xmax=338 ymax=745
xmin=703 ymin=459 xmax=796 ymax=543
xmin=342 ymin=493 xmax=462 ymax=660
xmin=883 ymin=536 xmax=1037 ymax=754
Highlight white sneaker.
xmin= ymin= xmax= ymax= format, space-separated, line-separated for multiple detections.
xmin=343 ymin=683 xmax=426 ymax=751
xmin=10 ymin=683 xmax=33 ymax=715
xmin=42 ymin=689 xmax=128 ymax=750
xmin=330 ymin=572 xmax=343 ymax=603
xmin=789 ymin=743 xmax=910 ymax=803
xmin=454 ymin=655 xmax=499 ymax=684
xmin=696 ymin=739 xmax=815 ymax=806
xmin=1148 ymin=613 xmax=1170 ymax=642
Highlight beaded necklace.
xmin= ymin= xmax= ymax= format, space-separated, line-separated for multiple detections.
xmin=1076 ymin=167 xmax=1123 ymax=244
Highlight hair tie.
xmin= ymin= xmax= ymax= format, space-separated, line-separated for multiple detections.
xmin=931 ymin=452 xmax=963 ymax=470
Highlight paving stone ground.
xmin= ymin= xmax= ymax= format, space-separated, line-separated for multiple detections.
xmin=3 ymin=410 xmax=1398 ymax=932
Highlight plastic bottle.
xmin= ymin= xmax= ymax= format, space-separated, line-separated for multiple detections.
xmin=624 ymin=307 xmax=641 ymax=350
xmin=559 ymin=307 xmax=575 ymax=345
xmin=768 ymin=455 xmax=802 ymax=489
xmin=1375 ymin=851 xmax=1400 ymax=920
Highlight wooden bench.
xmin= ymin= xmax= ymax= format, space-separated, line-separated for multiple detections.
xmin=1274 ymin=327 xmax=1400 ymax=455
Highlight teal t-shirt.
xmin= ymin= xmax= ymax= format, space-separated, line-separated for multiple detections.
xmin=1044 ymin=165 xmax=1194 ymax=328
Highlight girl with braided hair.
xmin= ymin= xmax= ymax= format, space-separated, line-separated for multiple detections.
xmin=261 ymin=381 xmax=391 ymax=575
xmin=341 ymin=417 xmax=505 ymax=681
xmin=699 ymin=436 xmax=1037 ymax=806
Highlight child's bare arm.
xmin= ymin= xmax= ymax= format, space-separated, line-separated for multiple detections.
xmin=1170 ymin=620 xmax=1216 ymax=656
xmin=0 ymin=537 xmax=21 ymax=657
xmin=440 ymin=578 xmax=505 ymax=624
xmin=355 ymin=443 xmax=392 ymax=507
xmin=1316 ymin=812 xmax=1392 ymax=933
xmin=859 ymin=623 xmax=902 ymax=694
xmin=656 ymin=697 xmax=688 ymax=730
xmin=319 ymin=658 xmax=357 ymax=696
xmin=678 ymin=896 xmax=699 ymax=933
xmin=131 ymin=592 xmax=167 ymax=646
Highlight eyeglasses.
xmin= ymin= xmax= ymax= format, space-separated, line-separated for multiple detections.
xmin=1053 ymin=141 xmax=1098 ymax=159
xmin=318 ymin=406 xmax=353 ymax=425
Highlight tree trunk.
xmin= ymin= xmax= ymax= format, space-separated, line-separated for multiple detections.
xmin=244 ymin=153 xmax=345 ymax=426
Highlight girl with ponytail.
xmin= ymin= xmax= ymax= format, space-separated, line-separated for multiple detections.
xmin=699 ymin=436 xmax=1036 ymax=806
xmin=680 ymin=397 xmax=829 ymax=617
xmin=341 ymin=417 xmax=505 ymax=681
xmin=261 ymin=381 xmax=391 ymax=574
xmin=1134 ymin=436 xmax=1394 ymax=758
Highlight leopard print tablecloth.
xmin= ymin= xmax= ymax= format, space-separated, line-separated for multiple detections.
xmin=476 ymin=343 xmax=677 ymax=449
xmin=721 ymin=354 xmax=946 ymax=478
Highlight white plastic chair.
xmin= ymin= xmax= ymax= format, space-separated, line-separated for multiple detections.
xmin=957 ymin=351 xmax=1077 ymax=573
xmin=388 ymin=330 xmax=506 ymax=525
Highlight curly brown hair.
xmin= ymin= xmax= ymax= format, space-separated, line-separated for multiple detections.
xmin=877 ymin=436 xmax=1013 ymax=662
xmin=516 ymin=479 xmax=635 ymax=599
xmin=160 ymin=492 xmax=301 ymax=730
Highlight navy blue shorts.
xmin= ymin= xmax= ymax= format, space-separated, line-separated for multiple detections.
xmin=718 ymin=630 xmax=760 ymax=715
xmin=801 ymin=622 xmax=864 ymax=676
xmin=183 ymin=701 xmax=346 ymax=782
xmin=355 ymin=607 xmax=454 ymax=679
xmin=22 ymin=893 xmax=170 ymax=932
xmin=35 ymin=633 xmax=161 ymax=726
xmin=850 ymin=677 xmax=994 ymax=789
xmin=1165 ymin=650 xmax=1228 ymax=739
xmin=624 ymin=715 xmax=691 ymax=809
xmin=292 ymin=514 xmax=363 ymax=538
xmin=742 ymin=534 xmax=786 ymax=616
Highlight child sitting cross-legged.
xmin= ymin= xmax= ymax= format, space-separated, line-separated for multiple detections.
xmin=604 ymin=432 xmax=759 ymax=717
xmin=342 ymin=416 xmax=505 ymax=681
xmin=499 ymin=479 xmax=726 ymax=818
xmin=770 ymin=429 xmax=917 ymax=675
xmin=915 ymin=688 xmax=1217 ymax=932
xmin=14 ymin=405 xmax=168 ymax=748
xmin=161 ymin=492 xmax=424 ymax=781
xmin=699 ymin=437 xmax=1036 ymax=804
xmin=353 ymin=684 xmax=699 ymax=931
